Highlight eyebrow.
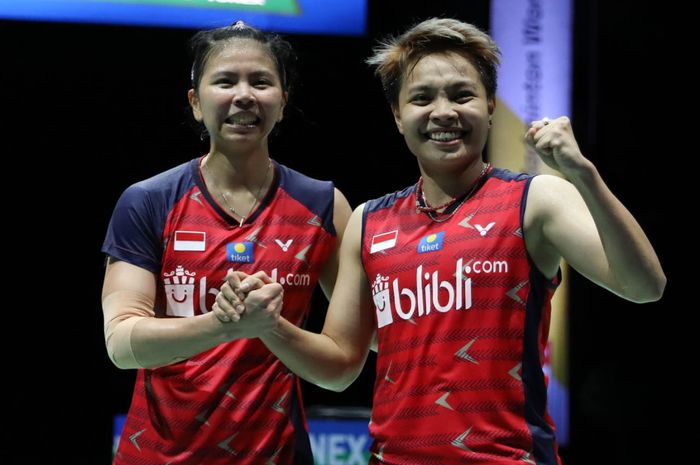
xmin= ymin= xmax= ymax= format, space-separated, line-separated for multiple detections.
xmin=405 ymin=80 xmax=478 ymax=93
xmin=209 ymin=69 xmax=277 ymax=79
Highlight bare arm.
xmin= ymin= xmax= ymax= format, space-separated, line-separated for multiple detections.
xmin=102 ymin=259 xmax=281 ymax=369
xmin=259 ymin=205 xmax=375 ymax=391
xmin=318 ymin=188 xmax=353 ymax=299
xmin=318 ymin=188 xmax=378 ymax=351
xmin=524 ymin=117 xmax=666 ymax=302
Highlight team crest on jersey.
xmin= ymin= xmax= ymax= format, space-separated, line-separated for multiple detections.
xmin=226 ymin=241 xmax=254 ymax=263
xmin=372 ymin=274 xmax=393 ymax=327
xmin=163 ymin=266 xmax=197 ymax=317
xmin=417 ymin=232 xmax=444 ymax=253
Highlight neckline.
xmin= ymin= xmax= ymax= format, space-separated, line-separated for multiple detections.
xmin=203 ymin=158 xmax=272 ymax=227
xmin=415 ymin=163 xmax=492 ymax=221
xmin=194 ymin=156 xmax=279 ymax=227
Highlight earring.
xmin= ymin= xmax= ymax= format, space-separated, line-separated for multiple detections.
xmin=199 ymin=128 xmax=209 ymax=141
xmin=488 ymin=117 xmax=493 ymax=127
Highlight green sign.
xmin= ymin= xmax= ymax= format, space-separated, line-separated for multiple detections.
xmin=108 ymin=0 xmax=299 ymax=15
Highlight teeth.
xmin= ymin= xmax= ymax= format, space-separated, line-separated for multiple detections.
xmin=429 ymin=131 xmax=462 ymax=141
xmin=228 ymin=115 xmax=258 ymax=125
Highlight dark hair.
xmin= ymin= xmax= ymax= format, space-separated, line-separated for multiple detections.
xmin=189 ymin=20 xmax=297 ymax=95
xmin=366 ymin=18 xmax=501 ymax=106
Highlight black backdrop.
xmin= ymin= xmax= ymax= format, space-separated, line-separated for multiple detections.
xmin=4 ymin=0 xmax=683 ymax=463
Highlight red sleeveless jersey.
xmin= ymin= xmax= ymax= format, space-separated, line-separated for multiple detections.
xmin=103 ymin=158 xmax=336 ymax=464
xmin=361 ymin=168 xmax=561 ymax=465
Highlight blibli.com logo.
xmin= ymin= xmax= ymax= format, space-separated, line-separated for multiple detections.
xmin=373 ymin=258 xmax=472 ymax=328
xmin=417 ymin=232 xmax=444 ymax=253
xmin=270 ymin=268 xmax=311 ymax=287
xmin=162 ymin=264 xmax=310 ymax=317
xmin=226 ymin=241 xmax=254 ymax=263
xmin=464 ymin=259 xmax=509 ymax=274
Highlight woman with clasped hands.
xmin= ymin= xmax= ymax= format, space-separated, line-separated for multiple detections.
xmin=101 ymin=21 xmax=351 ymax=464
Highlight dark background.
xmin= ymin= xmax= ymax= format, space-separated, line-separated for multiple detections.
xmin=4 ymin=0 xmax=684 ymax=463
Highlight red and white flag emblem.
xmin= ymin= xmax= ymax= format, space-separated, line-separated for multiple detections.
xmin=370 ymin=230 xmax=398 ymax=254
xmin=174 ymin=231 xmax=206 ymax=252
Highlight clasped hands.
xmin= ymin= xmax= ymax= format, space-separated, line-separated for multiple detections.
xmin=212 ymin=269 xmax=283 ymax=338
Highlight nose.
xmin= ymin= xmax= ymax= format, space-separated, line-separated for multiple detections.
xmin=430 ymin=97 xmax=457 ymax=123
xmin=232 ymin=83 xmax=255 ymax=109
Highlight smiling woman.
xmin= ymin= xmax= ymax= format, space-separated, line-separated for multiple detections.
xmin=227 ymin=17 xmax=666 ymax=465
xmin=392 ymin=51 xmax=494 ymax=191
xmin=188 ymin=27 xmax=288 ymax=158
xmin=100 ymin=21 xmax=351 ymax=464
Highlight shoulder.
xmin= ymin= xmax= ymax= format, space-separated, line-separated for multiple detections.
xmin=529 ymin=173 xmax=573 ymax=190
xmin=109 ymin=159 xmax=198 ymax=236
xmin=129 ymin=160 xmax=196 ymax=196
xmin=527 ymin=174 xmax=578 ymax=206
xmin=275 ymin=162 xmax=338 ymax=232
xmin=276 ymin=162 xmax=334 ymax=195
xmin=364 ymin=184 xmax=416 ymax=215
xmin=482 ymin=167 xmax=534 ymax=200
xmin=104 ymin=160 xmax=200 ymax=272
xmin=524 ymin=174 xmax=583 ymax=231
xmin=489 ymin=166 xmax=532 ymax=183
xmin=118 ymin=159 xmax=196 ymax=205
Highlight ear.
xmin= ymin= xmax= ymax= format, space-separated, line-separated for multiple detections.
xmin=277 ymin=90 xmax=288 ymax=123
xmin=391 ymin=105 xmax=404 ymax=134
xmin=487 ymin=96 xmax=496 ymax=116
xmin=188 ymin=89 xmax=203 ymax=122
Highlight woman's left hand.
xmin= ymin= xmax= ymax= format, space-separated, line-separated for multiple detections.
xmin=525 ymin=116 xmax=588 ymax=176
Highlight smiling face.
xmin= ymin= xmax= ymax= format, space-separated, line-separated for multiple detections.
xmin=188 ymin=38 xmax=287 ymax=153
xmin=392 ymin=51 xmax=494 ymax=170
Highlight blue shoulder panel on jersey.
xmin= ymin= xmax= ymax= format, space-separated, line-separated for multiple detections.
xmin=363 ymin=184 xmax=416 ymax=214
xmin=489 ymin=166 xmax=532 ymax=182
xmin=102 ymin=159 xmax=198 ymax=273
xmin=276 ymin=163 xmax=336 ymax=235
xmin=360 ymin=185 xmax=416 ymax=255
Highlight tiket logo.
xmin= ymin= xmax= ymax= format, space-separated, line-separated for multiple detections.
xmin=226 ymin=241 xmax=254 ymax=263
xmin=164 ymin=266 xmax=197 ymax=316
xmin=417 ymin=232 xmax=444 ymax=253
xmin=372 ymin=259 xmax=472 ymax=328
